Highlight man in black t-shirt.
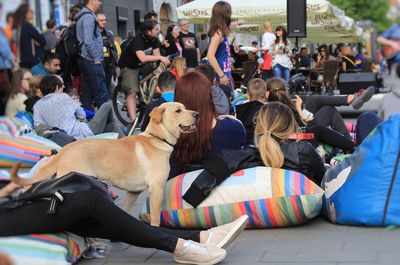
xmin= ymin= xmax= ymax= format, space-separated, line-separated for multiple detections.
xmin=178 ymin=19 xmax=200 ymax=68
xmin=118 ymin=20 xmax=170 ymax=122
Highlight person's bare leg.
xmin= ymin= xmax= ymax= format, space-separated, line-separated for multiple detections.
xmin=126 ymin=92 xmax=137 ymax=121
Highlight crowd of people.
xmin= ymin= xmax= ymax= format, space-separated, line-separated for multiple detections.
xmin=0 ymin=0 xmax=400 ymax=264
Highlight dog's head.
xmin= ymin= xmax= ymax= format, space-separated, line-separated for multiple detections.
xmin=148 ymin=102 xmax=199 ymax=136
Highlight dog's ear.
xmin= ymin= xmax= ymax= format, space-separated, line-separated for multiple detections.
xmin=149 ymin=106 xmax=166 ymax=124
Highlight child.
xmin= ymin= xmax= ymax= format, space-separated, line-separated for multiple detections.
xmin=141 ymin=71 xmax=177 ymax=131
xmin=236 ymin=78 xmax=268 ymax=145
xmin=207 ymin=1 xmax=244 ymax=99
xmin=24 ymin=75 xmax=43 ymax=114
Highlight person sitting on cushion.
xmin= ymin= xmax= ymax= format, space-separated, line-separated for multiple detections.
xmin=169 ymin=71 xmax=246 ymax=179
xmin=33 ymin=75 xmax=124 ymax=139
xmin=254 ymin=102 xmax=325 ymax=184
xmin=141 ymin=71 xmax=177 ymax=131
xmin=236 ymin=78 xmax=268 ymax=146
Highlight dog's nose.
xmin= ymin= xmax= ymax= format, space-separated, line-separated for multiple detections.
xmin=192 ymin=112 xmax=199 ymax=119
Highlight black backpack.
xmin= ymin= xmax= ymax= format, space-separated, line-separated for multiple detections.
xmin=55 ymin=12 xmax=96 ymax=76
xmin=61 ymin=11 xmax=93 ymax=57
xmin=118 ymin=36 xmax=134 ymax=66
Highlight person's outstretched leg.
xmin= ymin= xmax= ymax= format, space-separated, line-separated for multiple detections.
xmin=306 ymin=124 xmax=355 ymax=151
xmin=305 ymin=86 xmax=375 ymax=114
xmin=305 ymin=95 xmax=348 ymax=114
xmin=312 ymin=106 xmax=351 ymax=139
xmin=0 ymin=190 xmax=178 ymax=252
xmin=88 ymin=102 xmax=123 ymax=137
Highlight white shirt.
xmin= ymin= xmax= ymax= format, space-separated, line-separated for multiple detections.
xmin=261 ymin=32 xmax=276 ymax=51
xmin=272 ymin=41 xmax=293 ymax=69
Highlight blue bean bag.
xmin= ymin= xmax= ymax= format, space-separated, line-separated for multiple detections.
xmin=322 ymin=114 xmax=400 ymax=226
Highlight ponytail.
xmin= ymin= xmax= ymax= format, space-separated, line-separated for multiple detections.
xmin=257 ymin=132 xmax=284 ymax=168
xmin=254 ymin=102 xmax=296 ymax=169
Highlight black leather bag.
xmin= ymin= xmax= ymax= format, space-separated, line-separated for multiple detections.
xmin=0 ymin=172 xmax=111 ymax=214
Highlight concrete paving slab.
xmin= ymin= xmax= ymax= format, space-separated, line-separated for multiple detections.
xmin=78 ymin=185 xmax=400 ymax=265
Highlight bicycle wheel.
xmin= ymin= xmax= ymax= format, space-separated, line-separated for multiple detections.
xmin=111 ymin=84 xmax=133 ymax=126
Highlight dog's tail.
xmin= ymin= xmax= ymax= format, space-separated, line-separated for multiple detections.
xmin=11 ymin=157 xmax=58 ymax=186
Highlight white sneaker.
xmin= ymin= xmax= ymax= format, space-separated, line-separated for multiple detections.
xmin=206 ymin=215 xmax=249 ymax=248
xmin=173 ymin=240 xmax=226 ymax=265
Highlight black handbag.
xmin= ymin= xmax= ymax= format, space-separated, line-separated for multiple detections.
xmin=0 ymin=172 xmax=111 ymax=214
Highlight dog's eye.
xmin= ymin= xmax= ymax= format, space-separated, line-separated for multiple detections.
xmin=175 ymin=109 xmax=182 ymax=113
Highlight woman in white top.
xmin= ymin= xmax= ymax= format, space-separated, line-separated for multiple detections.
xmin=272 ymin=25 xmax=292 ymax=82
xmin=5 ymin=69 xmax=31 ymax=117
xmin=260 ymin=21 xmax=276 ymax=81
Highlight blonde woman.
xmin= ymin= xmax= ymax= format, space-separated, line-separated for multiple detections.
xmin=254 ymin=102 xmax=325 ymax=184
xmin=170 ymin=56 xmax=186 ymax=80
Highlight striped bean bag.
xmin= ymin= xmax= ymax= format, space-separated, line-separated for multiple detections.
xmin=0 ymin=233 xmax=87 ymax=265
xmin=140 ymin=167 xmax=324 ymax=229
xmin=0 ymin=117 xmax=61 ymax=168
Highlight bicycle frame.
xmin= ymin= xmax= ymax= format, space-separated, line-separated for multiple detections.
xmin=138 ymin=62 xmax=168 ymax=104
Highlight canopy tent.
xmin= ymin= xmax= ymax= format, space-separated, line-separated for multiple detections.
xmin=176 ymin=0 xmax=365 ymax=43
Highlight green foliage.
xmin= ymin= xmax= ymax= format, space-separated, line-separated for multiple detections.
xmin=330 ymin=0 xmax=393 ymax=32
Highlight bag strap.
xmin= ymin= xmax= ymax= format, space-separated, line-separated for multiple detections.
xmin=288 ymin=132 xmax=315 ymax=140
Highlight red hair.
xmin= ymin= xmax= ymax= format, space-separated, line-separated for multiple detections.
xmin=173 ymin=72 xmax=217 ymax=166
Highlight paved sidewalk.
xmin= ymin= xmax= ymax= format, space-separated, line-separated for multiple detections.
xmin=79 ymin=189 xmax=400 ymax=265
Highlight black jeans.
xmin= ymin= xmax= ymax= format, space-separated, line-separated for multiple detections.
xmin=305 ymin=95 xmax=351 ymax=139
xmin=306 ymin=124 xmax=355 ymax=151
xmin=0 ymin=190 xmax=200 ymax=253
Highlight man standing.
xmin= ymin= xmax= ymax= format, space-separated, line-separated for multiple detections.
xmin=97 ymin=13 xmax=118 ymax=92
xmin=76 ymin=0 xmax=108 ymax=110
xmin=118 ymin=20 xmax=170 ymax=122
xmin=31 ymin=52 xmax=61 ymax=76
xmin=178 ymin=19 xmax=200 ymax=68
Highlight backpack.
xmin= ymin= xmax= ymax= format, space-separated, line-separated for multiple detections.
xmin=62 ymin=11 xmax=93 ymax=57
xmin=118 ymin=36 xmax=134 ymax=67
xmin=55 ymin=12 xmax=95 ymax=76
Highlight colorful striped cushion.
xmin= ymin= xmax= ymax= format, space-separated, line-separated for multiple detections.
xmin=140 ymin=167 xmax=324 ymax=229
xmin=0 ymin=233 xmax=87 ymax=265
xmin=0 ymin=117 xmax=61 ymax=168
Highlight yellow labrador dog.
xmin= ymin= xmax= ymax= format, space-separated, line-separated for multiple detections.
xmin=7 ymin=102 xmax=198 ymax=226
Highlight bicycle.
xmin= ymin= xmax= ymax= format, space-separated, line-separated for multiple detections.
xmin=112 ymin=61 xmax=168 ymax=133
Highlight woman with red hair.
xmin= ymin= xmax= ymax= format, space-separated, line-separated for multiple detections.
xmin=170 ymin=71 xmax=246 ymax=178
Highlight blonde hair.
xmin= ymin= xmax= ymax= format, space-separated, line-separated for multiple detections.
xmin=263 ymin=21 xmax=272 ymax=32
xmin=247 ymin=78 xmax=267 ymax=101
xmin=254 ymin=102 xmax=296 ymax=168
xmin=27 ymin=75 xmax=43 ymax=97
xmin=171 ymin=57 xmax=187 ymax=78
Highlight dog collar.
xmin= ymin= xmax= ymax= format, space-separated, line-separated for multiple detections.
xmin=147 ymin=132 xmax=174 ymax=148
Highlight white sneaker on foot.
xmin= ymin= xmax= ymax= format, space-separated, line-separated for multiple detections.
xmin=173 ymin=240 xmax=226 ymax=265
xmin=206 ymin=215 xmax=249 ymax=248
